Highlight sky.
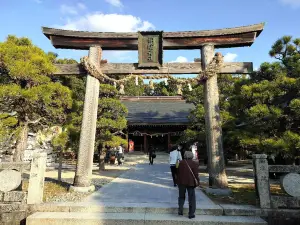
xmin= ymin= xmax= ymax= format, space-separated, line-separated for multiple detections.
xmin=0 ymin=0 xmax=300 ymax=72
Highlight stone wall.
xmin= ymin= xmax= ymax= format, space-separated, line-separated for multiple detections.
xmin=0 ymin=127 xmax=61 ymax=167
xmin=0 ymin=155 xmax=46 ymax=225
xmin=253 ymin=154 xmax=300 ymax=209
xmin=23 ymin=133 xmax=57 ymax=167
xmin=0 ymin=162 xmax=31 ymax=225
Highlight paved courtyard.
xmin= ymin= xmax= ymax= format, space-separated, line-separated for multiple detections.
xmin=85 ymin=154 xmax=215 ymax=206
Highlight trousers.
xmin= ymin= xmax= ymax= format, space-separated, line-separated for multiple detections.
xmin=117 ymin=153 xmax=123 ymax=165
xmin=149 ymin=153 xmax=154 ymax=165
xmin=170 ymin=165 xmax=177 ymax=185
xmin=178 ymin=185 xmax=196 ymax=217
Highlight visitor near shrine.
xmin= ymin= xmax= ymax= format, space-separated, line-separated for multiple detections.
xmin=177 ymin=151 xmax=200 ymax=219
xmin=178 ymin=144 xmax=185 ymax=162
xmin=148 ymin=144 xmax=155 ymax=165
xmin=169 ymin=146 xmax=183 ymax=186
xmin=190 ymin=142 xmax=198 ymax=161
xmin=117 ymin=145 xmax=124 ymax=166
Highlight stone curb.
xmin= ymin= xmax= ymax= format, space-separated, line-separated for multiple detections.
xmin=26 ymin=203 xmax=300 ymax=218
xmin=68 ymin=185 xmax=95 ymax=193
xmin=27 ymin=203 xmax=223 ymax=215
xmin=220 ymin=204 xmax=300 ymax=218
xmin=0 ymin=203 xmax=26 ymax=213
xmin=26 ymin=212 xmax=267 ymax=225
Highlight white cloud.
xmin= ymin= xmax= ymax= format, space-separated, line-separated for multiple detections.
xmin=170 ymin=56 xmax=188 ymax=63
xmin=60 ymin=3 xmax=86 ymax=15
xmin=56 ymin=13 xmax=154 ymax=61
xmin=223 ymin=53 xmax=238 ymax=62
xmin=103 ymin=51 xmax=134 ymax=62
xmin=77 ymin=3 xmax=87 ymax=10
xmin=60 ymin=4 xmax=78 ymax=15
xmin=59 ymin=13 xmax=155 ymax=32
xmin=105 ymin=0 xmax=123 ymax=8
xmin=279 ymin=0 xmax=300 ymax=8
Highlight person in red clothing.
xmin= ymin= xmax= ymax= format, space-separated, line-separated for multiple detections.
xmin=177 ymin=151 xmax=200 ymax=219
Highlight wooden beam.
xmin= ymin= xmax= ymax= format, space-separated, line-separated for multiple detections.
xmin=49 ymin=32 xmax=257 ymax=50
xmin=43 ymin=23 xmax=264 ymax=50
xmin=268 ymin=165 xmax=300 ymax=173
xmin=54 ymin=62 xmax=253 ymax=75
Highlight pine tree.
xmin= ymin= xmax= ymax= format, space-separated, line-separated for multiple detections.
xmin=96 ymin=84 xmax=128 ymax=170
xmin=0 ymin=36 xmax=72 ymax=161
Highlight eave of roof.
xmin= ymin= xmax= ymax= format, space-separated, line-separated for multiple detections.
xmin=122 ymin=96 xmax=194 ymax=125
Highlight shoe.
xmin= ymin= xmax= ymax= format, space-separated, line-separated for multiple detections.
xmin=178 ymin=212 xmax=183 ymax=216
xmin=188 ymin=215 xmax=195 ymax=219
xmin=174 ymin=184 xmax=177 ymax=187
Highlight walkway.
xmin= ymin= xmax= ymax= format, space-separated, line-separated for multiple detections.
xmin=85 ymin=154 xmax=215 ymax=207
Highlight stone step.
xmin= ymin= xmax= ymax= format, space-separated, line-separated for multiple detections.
xmin=28 ymin=202 xmax=224 ymax=215
xmin=26 ymin=212 xmax=267 ymax=225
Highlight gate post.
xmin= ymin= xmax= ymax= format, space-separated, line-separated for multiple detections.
xmin=27 ymin=153 xmax=47 ymax=204
xmin=201 ymin=44 xmax=228 ymax=189
xmin=71 ymin=46 xmax=101 ymax=192
xmin=252 ymin=154 xmax=271 ymax=208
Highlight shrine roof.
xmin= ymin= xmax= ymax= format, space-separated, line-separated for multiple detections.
xmin=121 ymin=96 xmax=194 ymax=125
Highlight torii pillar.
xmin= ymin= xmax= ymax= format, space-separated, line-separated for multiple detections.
xmin=70 ymin=46 xmax=101 ymax=192
xmin=201 ymin=45 xmax=228 ymax=190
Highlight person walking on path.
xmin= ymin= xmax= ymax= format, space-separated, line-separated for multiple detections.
xmin=169 ymin=145 xmax=182 ymax=186
xmin=148 ymin=144 xmax=155 ymax=165
xmin=117 ymin=145 xmax=124 ymax=166
xmin=177 ymin=151 xmax=200 ymax=219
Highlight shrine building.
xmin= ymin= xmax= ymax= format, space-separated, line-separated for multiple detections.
xmin=121 ymin=96 xmax=194 ymax=153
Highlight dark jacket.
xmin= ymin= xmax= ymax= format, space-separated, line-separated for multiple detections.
xmin=148 ymin=146 xmax=155 ymax=154
xmin=177 ymin=159 xmax=199 ymax=187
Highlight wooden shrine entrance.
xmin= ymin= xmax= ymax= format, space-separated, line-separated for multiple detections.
xmin=42 ymin=23 xmax=264 ymax=192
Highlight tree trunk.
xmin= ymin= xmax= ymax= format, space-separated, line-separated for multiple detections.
xmin=58 ymin=149 xmax=63 ymax=182
xmin=13 ymin=122 xmax=28 ymax=162
xmin=201 ymin=45 xmax=228 ymax=189
xmin=98 ymin=146 xmax=105 ymax=171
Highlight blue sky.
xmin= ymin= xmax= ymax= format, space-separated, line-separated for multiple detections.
xmin=1 ymin=0 xmax=300 ymax=71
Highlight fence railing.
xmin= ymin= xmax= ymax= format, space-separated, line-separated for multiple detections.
xmin=253 ymin=154 xmax=300 ymax=209
xmin=0 ymin=153 xmax=47 ymax=204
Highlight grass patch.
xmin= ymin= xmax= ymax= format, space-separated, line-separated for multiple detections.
xmin=202 ymin=183 xmax=286 ymax=205
xmin=22 ymin=180 xmax=69 ymax=201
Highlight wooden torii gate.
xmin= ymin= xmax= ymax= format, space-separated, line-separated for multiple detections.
xmin=42 ymin=23 xmax=264 ymax=192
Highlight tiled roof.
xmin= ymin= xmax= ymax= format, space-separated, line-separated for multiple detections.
xmin=121 ymin=97 xmax=194 ymax=125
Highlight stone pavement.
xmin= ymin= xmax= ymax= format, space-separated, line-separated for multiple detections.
xmin=85 ymin=154 xmax=215 ymax=206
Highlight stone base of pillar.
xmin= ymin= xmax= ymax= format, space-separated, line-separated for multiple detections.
xmin=69 ymin=185 xmax=95 ymax=193
xmin=204 ymin=187 xmax=232 ymax=196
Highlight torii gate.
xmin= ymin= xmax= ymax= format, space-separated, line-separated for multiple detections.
xmin=42 ymin=23 xmax=264 ymax=192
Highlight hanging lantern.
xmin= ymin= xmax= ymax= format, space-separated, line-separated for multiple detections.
xmin=177 ymin=84 xmax=182 ymax=95
xmin=135 ymin=76 xmax=138 ymax=86
xmin=188 ymin=83 xmax=192 ymax=91
xmin=149 ymin=80 xmax=154 ymax=90
xmin=164 ymin=78 xmax=168 ymax=86
xmin=119 ymin=84 xmax=125 ymax=95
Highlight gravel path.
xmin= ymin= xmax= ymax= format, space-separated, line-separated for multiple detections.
xmin=23 ymin=153 xmax=148 ymax=202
